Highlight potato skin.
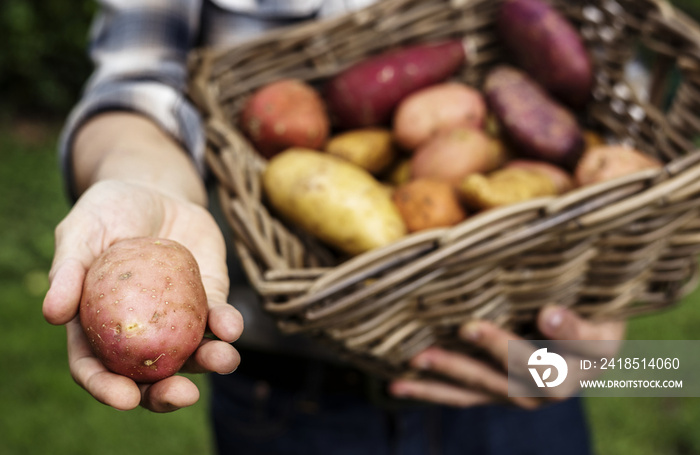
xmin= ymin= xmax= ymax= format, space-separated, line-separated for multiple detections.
xmin=384 ymin=158 xmax=412 ymax=186
xmin=575 ymin=145 xmax=662 ymax=186
xmin=498 ymin=0 xmax=592 ymax=108
xmin=79 ymin=238 xmax=208 ymax=383
xmin=411 ymin=127 xmax=505 ymax=187
xmin=325 ymin=128 xmax=397 ymax=174
xmin=393 ymin=179 xmax=467 ymax=232
xmin=263 ymin=148 xmax=407 ymax=255
xmin=505 ymin=159 xmax=575 ymax=194
xmin=393 ymin=82 xmax=486 ymax=150
xmin=241 ymin=79 xmax=330 ymax=159
xmin=459 ymin=167 xmax=558 ymax=210
xmin=324 ymin=40 xmax=466 ymax=129
xmin=484 ymin=66 xmax=584 ymax=170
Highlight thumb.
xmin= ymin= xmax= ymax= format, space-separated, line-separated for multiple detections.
xmin=537 ymin=305 xmax=626 ymax=341
xmin=42 ymin=222 xmax=101 ymax=325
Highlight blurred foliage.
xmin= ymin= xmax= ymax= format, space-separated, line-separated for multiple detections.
xmin=1 ymin=0 xmax=95 ymax=118
xmin=674 ymin=0 xmax=700 ymax=18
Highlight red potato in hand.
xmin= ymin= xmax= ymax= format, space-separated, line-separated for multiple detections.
xmin=393 ymin=82 xmax=487 ymax=150
xmin=241 ymin=79 xmax=330 ymax=159
xmin=575 ymin=145 xmax=662 ymax=186
xmin=79 ymin=237 xmax=208 ymax=383
xmin=325 ymin=40 xmax=467 ymax=129
xmin=411 ymin=127 xmax=506 ymax=187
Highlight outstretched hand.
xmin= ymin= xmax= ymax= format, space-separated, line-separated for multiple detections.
xmin=43 ymin=180 xmax=243 ymax=412
xmin=389 ymin=306 xmax=626 ymax=408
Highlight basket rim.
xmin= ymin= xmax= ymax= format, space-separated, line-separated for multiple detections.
xmin=191 ymin=0 xmax=700 ymax=359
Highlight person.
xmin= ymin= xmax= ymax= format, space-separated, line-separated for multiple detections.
xmin=43 ymin=1 xmax=626 ymax=453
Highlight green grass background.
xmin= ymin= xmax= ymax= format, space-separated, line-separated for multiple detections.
xmin=2 ymin=123 xmax=700 ymax=455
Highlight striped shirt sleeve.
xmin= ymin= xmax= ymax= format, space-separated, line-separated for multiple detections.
xmin=59 ymin=0 xmax=204 ymax=200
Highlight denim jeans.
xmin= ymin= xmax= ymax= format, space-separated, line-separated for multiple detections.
xmin=209 ymin=352 xmax=591 ymax=455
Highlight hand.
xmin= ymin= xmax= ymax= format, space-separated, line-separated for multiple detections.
xmin=43 ymin=180 xmax=243 ymax=412
xmin=388 ymin=306 xmax=626 ymax=408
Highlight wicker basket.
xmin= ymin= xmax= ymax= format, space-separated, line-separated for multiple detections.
xmin=189 ymin=0 xmax=700 ymax=377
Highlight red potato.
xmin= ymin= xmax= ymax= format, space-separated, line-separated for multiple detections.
xmin=79 ymin=238 xmax=208 ymax=383
xmin=324 ymin=40 xmax=467 ymax=129
xmin=393 ymin=82 xmax=486 ymax=150
xmin=240 ymin=79 xmax=330 ymax=159
xmin=411 ymin=127 xmax=506 ymax=187
xmin=484 ymin=66 xmax=584 ymax=170
xmin=505 ymin=159 xmax=575 ymax=194
xmin=498 ymin=0 xmax=592 ymax=108
xmin=575 ymin=145 xmax=662 ymax=186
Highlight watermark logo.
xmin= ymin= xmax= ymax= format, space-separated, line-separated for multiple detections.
xmin=528 ymin=348 xmax=568 ymax=388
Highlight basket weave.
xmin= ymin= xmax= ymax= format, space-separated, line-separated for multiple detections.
xmin=189 ymin=0 xmax=700 ymax=377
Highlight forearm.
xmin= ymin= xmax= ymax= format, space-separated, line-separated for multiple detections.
xmin=72 ymin=112 xmax=207 ymax=206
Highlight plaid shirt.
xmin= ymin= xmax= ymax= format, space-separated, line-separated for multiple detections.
xmin=60 ymin=0 xmax=376 ymax=197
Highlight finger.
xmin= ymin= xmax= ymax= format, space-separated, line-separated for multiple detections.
xmin=389 ymin=378 xmax=495 ymax=408
xmin=179 ymin=223 xmax=240 ymax=343
xmin=205 ymin=299 xmax=244 ymax=343
xmin=458 ymin=320 xmax=524 ymax=371
xmin=43 ymin=213 xmax=106 ymax=325
xmin=538 ymin=306 xmax=627 ymax=342
xmin=66 ymin=319 xmax=141 ymax=410
xmin=43 ymin=258 xmax=87 ymax=325
xmin=412 ymin=347 xmax=510 ymax=397
xmin=411 ymin=347 xmax=540 ymax=409
xmin=138 ymin=375 xmax=200 ymax=412
xmin=182 ymin=338 xmax=241 ymax=375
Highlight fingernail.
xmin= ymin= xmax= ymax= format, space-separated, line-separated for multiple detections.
xmin=460 ymin=321 xmax=482 ymax=341
xmin=413 ymin=355 xmax=431 ymax=370
xmin=543 ymin=307 xmax=566 ymax=334
xmin=390 ymin=383 xmax=411 ymax=398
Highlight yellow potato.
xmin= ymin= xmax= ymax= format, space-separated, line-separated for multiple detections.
xmin=325 ymin=128 xmax=397 ymax=175
xmin=384 ymin=158 xmax=412 ymax=186
xmin=263 ymin=148 xmax=407 ymax=255
xmin=459 ymin=167 xmax=557 ymax=210
xmin=575 ymin=145 xmax=662 ymax=187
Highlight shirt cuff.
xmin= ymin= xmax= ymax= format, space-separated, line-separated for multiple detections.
xmin=58 ymin=80 xmax=205 ymax=202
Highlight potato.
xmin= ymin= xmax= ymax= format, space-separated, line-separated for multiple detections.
xmin=411 ymin=127 xmax=506 ymax=186
xmin=325 ymin=128 xmax=397 ymax=174
xmin=505 ymin=159 xmax=575 ymax=194
xmin=459 ymin=167 xmax=558 ymax=210
xmin=393 ymin=82 xmax=486 ymax=150
xmin=79 ymin=238 xmax=208 ymax=383
xmin=575 ymin=145 xmax=662 ymax=186
xmin=484 ymin=66 xmax=584 ymax=170
xmin=498 ymin=0 xmax=592 ymax=108
xmin=384 ymin=158 xmax=412 ymax=186
xmin=393 ymin=179 xmax=467 ymax=232
xmin=324 ymin=40 xmax=466 ymax=129
xmin=240 ymin=79 xmax=330 ymax=159
xmin=583 ymin=129 xmax=605 ymax=149
xmin=263 ymin=148 xmax=407 ymax=255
